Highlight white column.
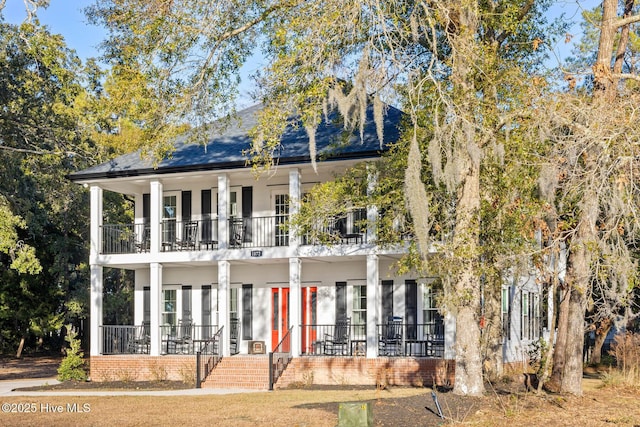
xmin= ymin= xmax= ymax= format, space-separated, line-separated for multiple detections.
xmin=150 ymin=181 xmax=163 ymax=254
xmin=149 ymin=263 xmax=163 ymax=356
xmin=366 ymin=167 xmax=378 ymax=243
xmin=89 ymin=264 xmax=103 ymax=356
xmin=89 ymin=185 xmax=103 ymax=263
xmin=366 ymin=254 xmax=379 ymax=358
xmin=218 ymin=260 xmax=230 ymax=356
xmin=218 ymin=174 xmax=229 ymax=249
xmin=134 ymin=270 xmax=146 ymax=325
xmin=289 ymin=258 xmax=301 ymax=357
xmin=289 ymin=168 xmax=301 ymax=248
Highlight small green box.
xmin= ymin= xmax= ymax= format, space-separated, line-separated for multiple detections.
xmin=338 ymin=402 xmax=373 ymax=427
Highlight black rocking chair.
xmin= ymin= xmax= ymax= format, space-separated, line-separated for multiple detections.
xmin=323 ymin=317 xmax=351 ymax=355
xmin=379 ymin=316 xmax=403 ymax=356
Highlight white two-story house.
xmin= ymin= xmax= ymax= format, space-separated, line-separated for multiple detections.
xmin=69 ymin=103 xmax=543 ymax=389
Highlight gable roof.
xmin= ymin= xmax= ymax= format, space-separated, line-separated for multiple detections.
xmin=69 ymin=103 xmax=404 ymax=181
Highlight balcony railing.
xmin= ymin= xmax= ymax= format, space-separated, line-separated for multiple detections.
xmin=299 ymin=323 xmax=366 ymax=356
xmin=300 ymin=322 xmax=444 ymax=357
xmin=99 ymin=212 xmax=371 ymax=255
xmin=99 ymin=324 xmax=219 ymax=355
xmin=377 ymin=321 xmax=444 ymax=357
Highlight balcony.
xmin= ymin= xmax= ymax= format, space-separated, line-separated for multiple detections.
xmin=99 ymin=213 xmax=370 ymax=255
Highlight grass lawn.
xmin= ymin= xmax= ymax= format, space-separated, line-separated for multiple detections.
xmin=0 ymin=388 xmax=425 ymax=427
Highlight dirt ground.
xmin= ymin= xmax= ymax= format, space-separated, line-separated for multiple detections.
xmin=1 ymin=356 xmax=639 ymax=426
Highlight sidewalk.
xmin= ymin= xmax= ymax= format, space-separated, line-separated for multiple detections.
xmin=0 ymin=377 xmax=262 ymax=396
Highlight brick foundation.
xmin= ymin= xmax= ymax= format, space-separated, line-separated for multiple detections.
xmin=275 ymin=357 xmax=455 ymax=389
xmin=90 ymin=355 xmax=455 ymax=389
xmin=89 ymin=355 xmax=196 ymax=383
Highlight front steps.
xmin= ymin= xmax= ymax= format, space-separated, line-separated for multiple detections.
xmin=202 ymin=355 xmax=271 ymax=390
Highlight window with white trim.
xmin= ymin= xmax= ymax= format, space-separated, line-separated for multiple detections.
xmin=352 ymin=284 xmax=366 ymax=339
xmin=162 ymin=289 xmax=177 ymax=327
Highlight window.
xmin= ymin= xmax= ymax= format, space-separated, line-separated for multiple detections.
xmin=182 ymin=286 xmax=192 ymax=322
xmin=405 ymin=280 xmax=417 ymax=339
xmin=230 ymin=287 xmax=238 ymax=321
xmin=521 ymin=291 xmax=530 ymax=340
xmin=163 ymin=194 xmax=178 ymax=244
xmin=163 ymin=195 xmax=177 ymax=219
xmin=143 ymin=286 xmax=150 ymax=324
xmin=162 ymin=289 xmax=177 ymax=327
xmin=335 ymin=282 xmax=347 ymax=321
xmin=381 ymin=280 xmax=393 ymax=322
xmin=422 ymin=285 xmax=437 ymax=322
xmin=521 ymin=291 xmax=541 ymax=341
xmin=352 ymin=285 xmax=366 ymax=338
xmin=242 ymin=284 xmax=253 ymax=340
xmin=229 ymin=191 xmax=238 ymax=217
xmin=502 ymin=287 xmax=511 ymax=341
xmin=533 ymin=293 xmax=540 ymax=340
xmin=422 ymin=284 xmax=443 ymax=338
xmin=275 ymin=194 xmax=289 ymax=246
xmin=352 ymin=208 xmax=367 ymax=234
xmin=202 ymin=285 xmax=212 ymax=338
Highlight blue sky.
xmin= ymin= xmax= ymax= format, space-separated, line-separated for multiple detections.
xmin=1 ymin=1 xmax=600 ymax=63
xmin=2 ymin=0 xmax=104 ymax=60
xmin=1 ymin=0 xmax=601 ymax=105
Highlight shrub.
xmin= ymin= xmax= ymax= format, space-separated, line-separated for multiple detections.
xmin=609 ymin=332 xmax=640 ymax=387
xmin=57 ymin=324 xmax=87 ymax=381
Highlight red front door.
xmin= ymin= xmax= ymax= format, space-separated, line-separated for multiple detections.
xmin=301 ymin=287 xmax=318 ymax=354
xmin=271 ymin=288 xmax=290 ymax=350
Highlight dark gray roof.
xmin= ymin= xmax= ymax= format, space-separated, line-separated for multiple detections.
xmin=69 ymin=103 xmax=404 ymax=181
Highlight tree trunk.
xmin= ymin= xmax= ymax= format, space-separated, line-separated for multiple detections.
xmin=448 ymin=1 xmax=484 ymax=396
xmin=480 ymin=283 xmax=503 ymax=381
xmin=452 ymin=163 xmax=485 ymax=396
xmin=454 ymin=304 xmax=485 ymax=395
xmin=591 ymin=318 xmax=612 ymax=365
xmin=561 ymin=280 xmax=587 ymax=394
xmin=593 ymin=0 xmax=619 ymax=98
xmin=558 ymin=192 xmax=596 ymax=395
xmin=15 ymin=336 xmax=25 ymax=359
xmin=548 ymin=284 xmax=570 ymax=392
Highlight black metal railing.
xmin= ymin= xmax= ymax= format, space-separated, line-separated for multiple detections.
xmin=301 ymin=209 xmax=368 ymax=246
xmin=300 ymin=323 xmax=366 ymax=356
xmin=161 ymin=219 xmax=219 ymax=252
xmin=377 ymin=321 xmax=445 ymax=357
xmin=99 ymin=324 xmax=218 ymax=355
xmin=227 ymin=216 xmax=290 ymax=248
xmin=269 ymin=326 xmax=293 ymax=390
xmin=160 ymin=324 xmax=220 ymax=355
xmin=100 ymin=325 xmax=142 ymax=354
xmin=99 ymin=211 xmax=388 ymax=254
xmin=101 ymin=223 xmax=149 ymax=254
xmin=299 ymin=322 xmax=444 ymax=357
xmin=196 ymin=326 xmax=223 ymax=388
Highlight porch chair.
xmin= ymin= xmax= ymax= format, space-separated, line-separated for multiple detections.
xmin=127 ymin=321 xmax=150 ymax=354
xmin=229 ymin=219 xmax=246 ymax=248
xmin=174 ymin=319 xmax=194 ymax=354
xmin=134 ymin=224 xmax=150 ymax=253
xmin=334 ymin=216 xmax=362 ymax=244
xmin=323 ymin=317 xmax=351 ymax=355
xmin=379 ymin=316 xmax=403 ymax=356
xmin=230 ymin=317 xmax=239 ymax=355
xmin=176 ymin=221 xmax=198 ymax=251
